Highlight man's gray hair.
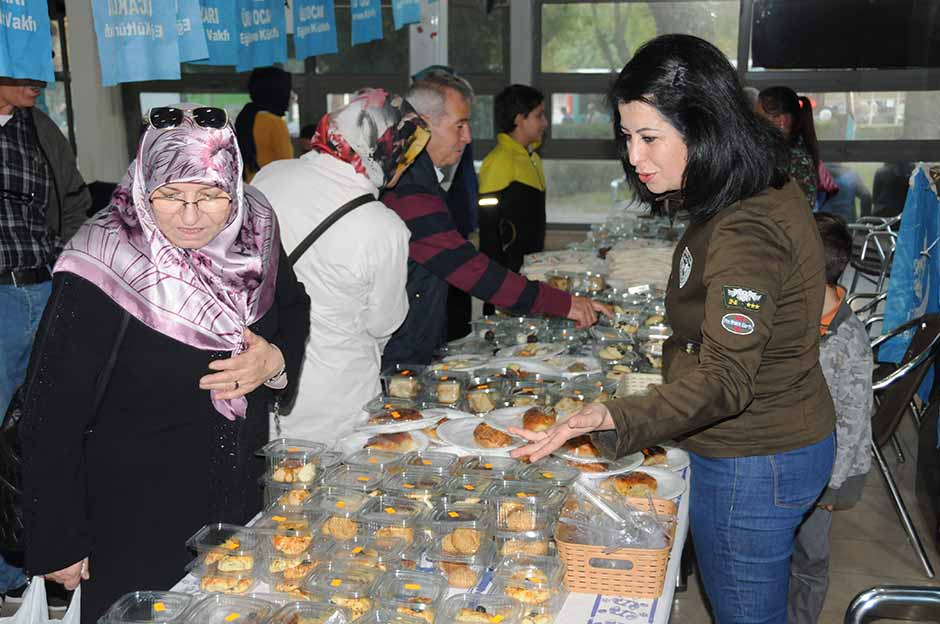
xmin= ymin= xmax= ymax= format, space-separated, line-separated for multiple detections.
xmin=406 ymin=73 xmax=475 ymax=122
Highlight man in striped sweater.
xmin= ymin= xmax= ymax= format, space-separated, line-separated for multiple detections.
xmin=381 ymin=73 xmax=608 ymax=368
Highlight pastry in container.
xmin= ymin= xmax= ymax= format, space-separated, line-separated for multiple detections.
xmin=344 ymin=448 xmax=402 ymax=473
xmin=470 ymin=316 xmax=504 ymax=342
xmin=465 ymin=382 xmax=505 ymax=414
xmin=351 ymin=608 xmax=430 ymax=623
xmin=186 ymin=557 xmax=260 ymax=595
xmin=383 ymin=470 xmax=447 ymax=506
xmin=301 ymin=562 xmax=380 ymax=621
xmin=181 ymin=594 xmax=273 ymax=623
xmin=262 ymin=475 xmax=319 ymax=509
xmin=424 ymin=371 xmax=466 ymax=406
xmin=518 ymin=463 xmax=581 ymax=488
xmin=453 ymin=455 xmax=521 ymax=479
xmin=494 ymin=528 xmax=553 ymax=557
xmin=359 ymin=495 xmax=426 ymax=545
xmin=427 ymin=502 xmax=493 ymax=557
xmin=442 ymin=474 xmax=498 ymax=505
xmin=261 ymin=539 xmax=334 ymax=600
xmin=305 ymin=487 xmax=370 ymax=542
xmin=259 ymin=439 xmax=327 ymax=485
xmin=382 ymin=365 xmax=427 ymax=400
xmin=485 ymin=482 xmax=567 ymax=533
xmin=426 ymin=538 xmax=496 ymax=589
xmin=399 ymin=450 xmax=459 ymax=475
xmin=438 ymin=592 xmax=523 ymax=623
xmin=492 ymin=555 xmax=568 ymax=624
xmin=502 ymin=317 xmax=549 ymax=345
xmin=99 ymin=591 xmax=193 ymax=623
xmin=255 ymin=510 xmax=322 ymax=557
xmin=331 ymin=534 xmax=408 ymax=572
xmin=267 ymin=601 xmax=349 ymax=624
xmin=186 ymin=523 xmax=260 ymax=575
xmin=593 ymin=341 xmax=635 ymax=362
xmin=544 ymin=270 xmax=577 ymax=293
xmin=509 ymin=384 xmax=551 ymax=408
xmin=365 ymin=405 xmax=425 ymax=426
xmin=321 ymin=464 xmax=387 ymax=496
xmin=374 ymin=569 xmax=449 ymax=624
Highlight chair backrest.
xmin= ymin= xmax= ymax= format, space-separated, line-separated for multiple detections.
xmin=871 ymin=314 xmax=940 ymax=448
xmin=845 ymin=585 xmax=940 ymax=623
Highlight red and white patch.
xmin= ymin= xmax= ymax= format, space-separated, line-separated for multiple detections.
xmin=721 ymin=313 xmax=755 ymax=336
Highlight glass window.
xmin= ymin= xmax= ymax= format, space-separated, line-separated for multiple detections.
xmin=817 ymin=162 xmax=916 ymax=222
xmin=51 ymin=20 xmax=64 ymax=73
xmin=449 ymin=0 xmax=508 ymax=75
xmin=550 ymin=93 xmax=612 ymax=139
xmin=316 ymin=8 xmax=409 ymax=74
xmin=796 ymin=91 xmax=940 ymax=141
xmin=543 ymin=159 xmax=629 ymax=224
xmin=470 ymin=94 xmax=494 ymax=140
xmin=540 ymin=1 xmax=739 ymax=73
xmin=40 ymin=82 xmax=70 ymax=138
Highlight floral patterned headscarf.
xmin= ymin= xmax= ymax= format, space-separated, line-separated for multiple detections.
xmin=56 ymin=103 xmax=279 ymax=421
xmin=310 ymin=88 xmax=430 ymax=188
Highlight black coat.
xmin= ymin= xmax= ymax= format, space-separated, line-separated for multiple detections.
xmin=19 ymin=247 xmax=309 ymax=621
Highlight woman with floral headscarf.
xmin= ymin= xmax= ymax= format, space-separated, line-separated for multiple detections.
xmin=18 ymin=104 xmax=310 ymax=620
xmin=253 ymin=89 xmax=429 ymax=446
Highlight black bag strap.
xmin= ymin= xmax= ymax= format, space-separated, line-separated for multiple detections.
xmin=288 ymin=193 xmax=375 ymax=266
xmin=90 ymin=310 xmax=130 ymax=422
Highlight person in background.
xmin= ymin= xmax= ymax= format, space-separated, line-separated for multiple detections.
xmin=743 ymin=85 xmax=760 ymax=110
xmin=511 ymin=35 xmax=836 ymax=623
xmin=478 ymin=85 xmax=548 ymax=315
xmin=381 ymin=73 xmax=609 ymax=368
xmin=297 ymin=123 xmax=317 ymax=154
xmin=0 ymin=75 xmax=91 ymax=606
xmin=252 ymin=90 xmax=428 ymax=445
xmin=788 ymin=212 xmax=873 ymax=624
xmin=821 ymin=163 xmax=872 ymax=222
xmin=235 ymin=66 xmax=294 ymax=182
xmin=411 ymin=65 xmax=480 ymax=341
xmin=20 ymin=104 xmax=309 ymax=621
xmin=872 ymin=161 xmax=915 ymax=218
xmin=758 ymin=86 xmax=820 ymax=208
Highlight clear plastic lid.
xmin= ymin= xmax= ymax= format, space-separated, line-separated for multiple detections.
xmin=382 ymin=471 xmax=446 ymax=503
xmin=260 ymin=440 xmax=326 ymax=485
xmin=254 ymin=511 xmax=320 ymax=557
xmin=345 ymin=448 xmax=403 ymax=473
xmin=465 ymin=384 xmax=507 ymax=414
xmin=518 ymin=463 xmax=581 ymax=488
xmin=258 ymin=438 xmax=327 ymax=458
xmin=304 ymin=487 xmax=370 ymax=518
xmin=442 ymin=474 xmax=498 ymax=504
xmin=485 ymin=483 xmax=567 ymax=532
xmin=508 ymin=386 xmax=552 ymax=409
xmin=381 ymin=365 xmax=428 ymax=400
xmin=351 ymin=608 xmax=429 ymax=624
xmin=181 ymin=594 xmax=273 ymax=623
xmin=454 ymin=455 xmax=521 ymax=479
xmin=493 ymin=553 xmax=566 ymax=588
xmin=262 ymin=477 xmax=318 ymax=509
xmin=267 ymin=602 xmax=348 ymax=624
xmin=364 ymin=405 xmax=426 ymax=427
xmin=374 ymin=569 xmax=449 ymax=620
xmin=101 ymin=591 xmax=193 ymax=623
xmin=438 ymin=591 xmax=522 ymax=623
xmin=187 ymin=524 xmax=259 ymax=554
xmin=422 ymin=372 xmax=467 ymax=407
xmin=363 ymin=395 xmax=418 ymax=414
xmin=544 ymin=270 xmax=577 ymax=293
xmin=359 ymin=496 xmax=426 ymax=528
xmin=590 ymin=325 xmax=631 ymax=343
xmin=321 ymin=464 xmax=387 ymax=493
xmin=399 ymin=450 xmax=459 ymax=474
xmin=428 ymin=501 xmax=492 ymax=530
xmin=473 ymin=367 xmax=518 ymax=382
xmin=426 ymin=537 xmax=497 ymax=588
xmin=302 ymin=561 xmax=380 ymax=600
xmin=261 ymin=539 xmax=334 ymax=589
xmin=494 ymin=529 xmax=553 ymax=557
xmin=331 ymin=534 xmax=408 ymax=572
xmin=593 ymin=341 xmax=636 ymax=362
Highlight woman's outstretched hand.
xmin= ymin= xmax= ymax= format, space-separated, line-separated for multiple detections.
xmin=509 ymin=403 xmax=616 ymax=462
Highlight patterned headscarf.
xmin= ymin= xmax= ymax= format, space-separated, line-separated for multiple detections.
xmin=310 ymin=88 xmax=430 ymax=188
xmin=56 ymin=103 xmax=280 ymax=421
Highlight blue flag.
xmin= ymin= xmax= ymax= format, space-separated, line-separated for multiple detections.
xmin=880 ymin=167 xmax=940 ymax=401
xmin=294 ymin=0 xmax=338 ymax=59
xmin=350 ymin=0 xmax=382 ymax=46
xmin=177 ymin=0 xmax=209 ymax=62
xmin=197 ymin=0 xmax=238 ymax=66
xmin=0 ymin=0 xmax=55 ymax=83
xmin=391 ymin=0 xmax=421 ymax=30
xmin=236 ymin=0 xmax=287 ymax=72
xmin=91 ymin=0 xmax=181 ymax=86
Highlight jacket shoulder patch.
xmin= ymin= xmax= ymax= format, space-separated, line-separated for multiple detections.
xmin=721 ymin=313 xmax=755 ymax=336
xmin=722 ymin=286 xmax=766 ymax=311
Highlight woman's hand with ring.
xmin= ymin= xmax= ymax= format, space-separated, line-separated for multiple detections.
xmin=509 ymin=403 xmax=616 ymax=462
xmin=199 ymin=329 xmax=284 ymax=400
xmin=46 ymin=557 xmax=89 ymax=590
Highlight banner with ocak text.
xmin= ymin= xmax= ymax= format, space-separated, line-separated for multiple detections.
xmin=197 ymin=0 xmax=238 ymax=66
xmin=350 ymin=0 xmax=382 ymax=46
xmin=92 ymin=0 xmax=180 ymax=86
xmin=177 ymin=0 xmax=208 ymax=62
xmin=391 ymin=0 xmax=420 ymax=30
xmin=236 ymin=0 xmax=287 ymax=72
xmin=0 ymin=0 xmax=56 ymax=84
xmin=294 ymin=0 xmax=337 ymax=59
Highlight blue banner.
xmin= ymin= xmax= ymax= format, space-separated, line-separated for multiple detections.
xmin=236 ymin=0 xmax=287 ymax=72
xmin=91 ymin=0 xmax=180 ymax=86
xmin=177 ymin=0 xmax=208 ymax=62
xmin=294 ymin=0 xmax=338 ymax=59
xmin=0 ymin=0 xmax=55 ymax=84
xmin=391 ymin=0 xmax=421 ymax=30
xmin=197 ymin=0 xmax=238 ymax=66
xmin=350 ymin=0 xmax=382 ymax=46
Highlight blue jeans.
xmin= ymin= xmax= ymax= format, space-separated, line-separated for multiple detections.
xmin=0 ymin=280 xmax=51 ymax=594
xmin=690 ymin=434 xmax=835 ymax=624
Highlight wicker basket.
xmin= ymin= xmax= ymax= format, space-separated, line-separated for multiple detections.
xmin=555 ymin=497 xmax=677 ymax=598
xmin=616 ymin=372 xmax=664 ymax=397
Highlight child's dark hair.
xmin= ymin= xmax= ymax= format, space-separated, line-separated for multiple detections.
xmin=495 ymin=85 xmax=544 ymax=135
xmin=758 ymin=86 xmax=821 ymax=172
xmin=815 ymin=212 xmax=853 ymax=285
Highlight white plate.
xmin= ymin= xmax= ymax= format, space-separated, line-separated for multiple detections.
xmin=541 ymin=355 xmax=603 ymax=378
xmin=436 ymin=417 xmax=524 ymax=456
xmin=568 ymin=452 xmax=644 ymax=479
xmin=659 ymin=446 xmax=690 ymax=472
xmin=486 ymin=358 xmax=562 ymax=377
xmin=428 ymin=355 xmax=491 ymax=373
xmin=494 ymin=343 xmax=568 ymax=359
xmin=337 ymin=430 xmax=430 ymax=458
xmin=483 ymin=406 xmax=573 ymax=435
xmin=596 ymin=466 xmax=687 ymax=500
xmin=354 ymin=407 xmax=477 ymax=436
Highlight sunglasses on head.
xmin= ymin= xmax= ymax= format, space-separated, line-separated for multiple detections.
xmin=146 ymin=106 xmax=228 ymax=130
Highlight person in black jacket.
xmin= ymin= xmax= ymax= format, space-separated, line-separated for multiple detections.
xmin=19 ymin=104 xmax=309 ymax=621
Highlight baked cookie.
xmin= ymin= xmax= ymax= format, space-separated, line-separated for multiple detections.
xmin=440 ymin=561 xmax=478 ymax=589
xmin=330 ymin=596 xmax=371 ymax=621
xmin=505 ymin=584 xmax=551 ymax=605
xmin=456 ymin=608 xmax=497 ymax=623
xmin=277 ymin=488 xmax=312 ymax=507
xmin=500 ymin=501 xmax=537 ymax=531
xmin=522 ymin=408 xmax=555 ymax=433
xmin=200 ymin=575 xmax=252 ymax=594
xmin=376 ymin=525 xmax=414 ymax=544
xmin=271 ymin=460 xmax=317 ymax=484
xmin=598 ymin=343 xmax=632 ymax=360
xmin=442 ymin=528 xmax=482 ymax=555
xmin=553 ymin=396 xmax=583 ymax=414
xmin=321 ymin=515 xmax=358 ymax=541
xmin=501 ymin=539 xmax=549 ymax=556
xmin=473 ymin=422 xmax=514 ymax=448
xmin=216 ymin=554 xmax=253 ymax=572
xmin=397 ymin=606 xmax=433 ymax=623
xmin=271 ymin=534 xmax=313 ymax=555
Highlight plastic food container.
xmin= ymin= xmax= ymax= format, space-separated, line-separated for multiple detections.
xmin=321 ymin=464 xmax=387 ymax=495
xmin=181 ymin=594 xmax=273 ymax=623
xmin=454 ymin=455 xmax=521 ymax=479
xmin=509 ymin=384 xmax=551 ymax=408
xmin=344 ymin=448 xmax=403 ymax=474
xmin=544 ymin=270 xmax=577 ymax=293
xmin=302 ymin=562 xmax=380 ymax=621
xmin=332 ymin=534 xmax=408 ymax=572
xmin=262 ymin=476 xmax=319 ymax=509
xmin=303 ymin=488 xmax=368 ymax=542
xmin=259 ymin=439 xmax=327 ymax=485
xmin=363 ymin=395 xmax=419 ymax=414
xmin=382 ymin=365 xmax=428 ymax=400
xmin=573 ymin=271 xmax=608 ymax=295
xmin=267 ymin=601 xmax=348 ymax=624
xmin=423 ymin=371 xmax=467 ymax=406
xmin=593 ymin=341 xmax=636 ymax=362
xmin=501 ymin=317 xmax=550 ymax=346
xmin=473 ymin=367 xmax=518 ymax=383
xmin=426 ymin=538 xmax=496 ymax=590
xmin=261 ymin=539 xmax=334 ymax=599
xmin=399 ymin=450 xmax=459 ymax=475
xmin=518 ymin=463 xmax=581 ymax=488
xmin=186 ymin=524 xmax=260 ymax=572
xmin=470 ymin=316 xmax=504 ymax=342
xmin=374 ymin=569 xmax=449 ymax=624
xmin=427 ymin=502 xmax=492 ymax=557
xmin=363 ymin=404 xmax=426 ymax=427
xmin=640 ymin=340 xmax=665 ymax=370
xmin=383 ymin=471 xmax=446 ymax=506
xmin=492 ymin=555 xmax=568 ymax=624
xmin=186 ymin=558 xmax=260 ymax=596
xmin=493 ymin=553 xmax=565 ymax=586
xmin=443 ymin=474 xmax=498 ymax=505
xmin=359 ymin=496 xmax=426 ymax=545
xmin=465 ymin=383 xmax=506 ymax=414
xmin=100 ymin=591 xmax=194 ymax=623
xmin=351 ymin=608 xmax=430 ymax=624
xmin=255 ymin=510 xmax=320 ymax=557
xmin=438 ymin=591 xmax=522 ymax=623
xmin=494 ymin=528 xmax=553 ymax=557
xmin=485 ymin=483 xmax=567 ymax=533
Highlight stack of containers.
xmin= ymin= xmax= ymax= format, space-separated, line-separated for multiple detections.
xmin=258 ymin=439 xmax=327 ymax=510
xmin=485 ymin=481 xmax=567 ymax=559
xmin=423 ymin=501 xmax=495 ymax=589
xmin=185 ymin=524 xmax=262 ymax=595
xmin=491 ymin=554 xmax=569 ymax=624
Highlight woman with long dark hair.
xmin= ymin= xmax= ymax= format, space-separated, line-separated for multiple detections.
xmin=235 ymin=66 xmax=294 ymax=182
xmin=512 ymin=34 xmax=835 ymax=623
xmin=758 ymin=86 xmax=821 ymax=208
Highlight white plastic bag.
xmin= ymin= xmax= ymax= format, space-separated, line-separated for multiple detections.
xmin=0 ymin=576 xmax=80 ymax=624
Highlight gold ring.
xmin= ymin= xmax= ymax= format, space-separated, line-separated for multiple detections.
xmin=234 ymin=380 xmax=240 ymax=390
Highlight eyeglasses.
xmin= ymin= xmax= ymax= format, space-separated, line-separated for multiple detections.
xmin=146 ymin=107 xmax=228 ymax=130
xmin=151 ymin=194 xmax=232 ymax=214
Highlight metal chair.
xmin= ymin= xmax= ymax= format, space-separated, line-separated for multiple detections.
xmin=849 ymin=218 xmax=899 ymax=294
xmin=869 ymin=314 xmax=940 ymax=578
xmin=844 ymin=585 xmax=940 ymax=623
